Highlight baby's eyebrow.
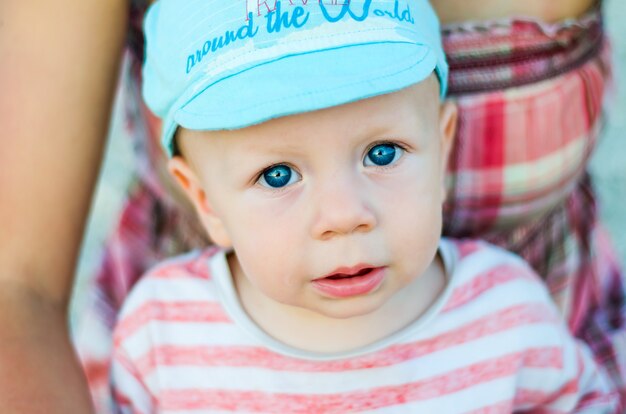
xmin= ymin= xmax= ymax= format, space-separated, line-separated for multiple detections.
xmin=246 ymin=141 xmax=310 ymax=158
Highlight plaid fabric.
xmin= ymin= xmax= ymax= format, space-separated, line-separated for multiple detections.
xmin=442 ymin=7 xmax=626 ymax=404
xmin=72 ymin=2 xmax=626 ymax=412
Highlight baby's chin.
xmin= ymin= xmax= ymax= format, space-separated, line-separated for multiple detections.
xmin=298 ymin=288 xmax=393 ymax=321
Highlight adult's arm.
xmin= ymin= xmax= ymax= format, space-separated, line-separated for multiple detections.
xmin=0 ymin=1 xmax=128 ymax=412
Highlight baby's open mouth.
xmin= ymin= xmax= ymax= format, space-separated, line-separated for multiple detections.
xmin=312 ymin=266 xmax=386 ymax=298
xmin=324 ymin=268 xmax=375 ymax=280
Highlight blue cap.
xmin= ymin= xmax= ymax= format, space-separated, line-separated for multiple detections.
xmin=143 ymin=0 xmax=448 ymax=156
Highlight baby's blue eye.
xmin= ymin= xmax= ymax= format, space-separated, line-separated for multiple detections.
xmin=258 ymin=165 xmax=301 ymax=189
xmin=364 ymin=144 xmax=403 ymax=167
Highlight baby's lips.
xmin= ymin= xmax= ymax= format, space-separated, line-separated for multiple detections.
xmin=318 ymin=263 xmax=379 ymax=280
xmin=311 ymin=267 xmax=387 ymax=298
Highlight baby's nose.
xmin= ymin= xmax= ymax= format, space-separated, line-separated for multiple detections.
xmin=309 ymin=175 xmax=377 ymax=241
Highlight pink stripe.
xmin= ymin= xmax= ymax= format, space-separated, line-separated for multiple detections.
xmin=514 ymin=386 xmax=575 ymax=411
xmin=113 ymin=348 xmax=157 ymax=411
xmin=112 ymin=389 xmax=141 ymax=414
xmin=134 ymin=303 xmax=559 ymax=376
xmin=159 ymin=350 xmax=560 ymax=412
xmin=114 ymin=301 xmax=232 ymax=345
xmin=150 ymin=248 xmax=219 ymax=280
xmin=454 ymin=240 xmax=485 ymax=259
xmin=513 ymin=347 xmax=610 ymax=412
xmin=464 ymin=401 xmax=513 ymax=414
xmin=443 ymin=264 xmax=536 ymax=312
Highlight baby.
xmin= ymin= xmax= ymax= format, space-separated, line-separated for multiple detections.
xmin=110 ymin=0 xmax=618 ymax=412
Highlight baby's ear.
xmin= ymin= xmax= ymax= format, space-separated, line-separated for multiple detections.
xmin=167 ymin=157 xmax=232 ymax=248
xmin=438 ymin=100 xmax=458 ymax=202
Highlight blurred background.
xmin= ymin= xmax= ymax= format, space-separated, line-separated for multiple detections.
xmin=70 ymin=0 xmax=626 ymax=322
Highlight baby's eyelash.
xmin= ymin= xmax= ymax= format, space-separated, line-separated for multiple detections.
xmin=366 ymin=140 xmax=409 ymax=153
xmin=254 ymin=163 xmax=284 ymax=182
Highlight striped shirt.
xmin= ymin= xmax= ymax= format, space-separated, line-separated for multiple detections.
xmin=110 ymin=239 xmax=619 ymax=413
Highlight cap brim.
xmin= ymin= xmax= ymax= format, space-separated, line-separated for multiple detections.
xmin=165 ymin=42 xmax=437 ymax=155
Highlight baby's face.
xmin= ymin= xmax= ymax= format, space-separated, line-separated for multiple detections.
xmin=174 ymin=78 xmax=456 ymax=320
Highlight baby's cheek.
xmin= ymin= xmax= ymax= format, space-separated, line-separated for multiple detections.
xmin=390 ymin=197 xmax=441 ymax=269
xmin=235 ymin=234 xmax=302 ymax=298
